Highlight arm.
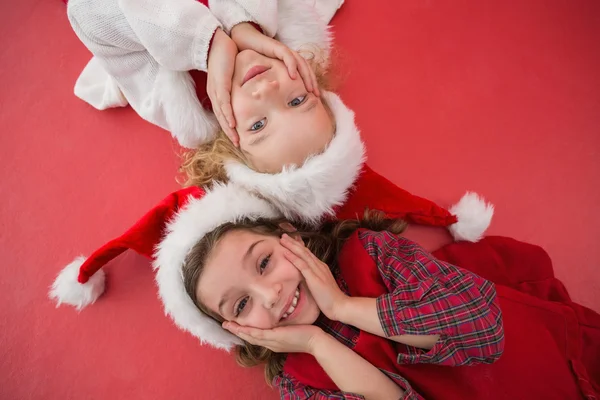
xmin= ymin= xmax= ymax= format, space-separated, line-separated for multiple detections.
xmin=67 ymin=0 xmax=221 ymax=146
xmin=337 ymin=297 xmax=440 ymax=350
xmin=274 ymin=332 xmax=419 ymax=400
xmin=309 ymin=332 xmax=404 ymax=400
xmin=209 ymin=0 xmax=278 ymax=37
xmin=280 ymin=232 xmax=503 ymax=367
xmin=355 ymin=231 xmax=505 ymax=366
xmin=223 ymin=323 xmax=414 ymax=400
xmin=119 ymin=0 xmax=222 ymax=72
xmin=210 ymin=0 xmax=333 ymax=58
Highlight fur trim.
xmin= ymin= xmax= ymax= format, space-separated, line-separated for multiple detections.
xmin=313 ymin=0 xmax=346 ymax=24
xmin=49 ymin=256 xmax=106 ymax=310
xmin=153 ymin=67 xmax=218 ymax=148
xmin=74 ymin=57 xmax=128 ymax=110
xmin=226 ymin=92 xmax=365 ymax=224
xmin=276 ymin=0 xmax=333 ymax=62
xmin=153 ymin=183 xmax=280 ymax=351
xmin=448 ymin=192 xmax=494 ymax=242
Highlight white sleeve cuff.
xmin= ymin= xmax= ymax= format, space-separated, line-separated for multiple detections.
xmin=193 ymin=14 xmax=222 ymax=71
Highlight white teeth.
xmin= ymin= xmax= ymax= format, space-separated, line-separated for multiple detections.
xmin=281 ymin=287 xmax=301 ymax=320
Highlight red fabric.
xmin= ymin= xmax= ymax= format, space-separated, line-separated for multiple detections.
xmin=283 ymin=234 xmax=600 ymax=399
xmin=335 ymin=165 xmax=458 ymax=227
xmin=78 ymin=186 xmax=204 ymax=283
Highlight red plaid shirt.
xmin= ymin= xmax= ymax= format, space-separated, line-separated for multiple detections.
xmin=274 ymin=230 xmax=504 ymax=399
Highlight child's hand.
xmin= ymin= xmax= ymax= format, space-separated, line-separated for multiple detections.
xmin=281 ymin=234 xmax=349 ymax=322
xmin=230 ymin=23 xmax=320 ymax=97
xmin=207 ymin=28 xmax=239 ymax=146
xmin=223 ymin=321 xmax=324 ymax=354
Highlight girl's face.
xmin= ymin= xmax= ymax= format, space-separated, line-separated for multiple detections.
xmin=230 ymin=50 xmax=335 ymax=173
xmin=197 ymin=228 xmax=321 ymax=329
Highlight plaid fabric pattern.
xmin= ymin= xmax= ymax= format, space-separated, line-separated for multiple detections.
xmin=273 ymin=231 xmax=504 ymax=399
xmin=365 ymin=231 xmax=505 ymax=366
xmin=274 ymin=369 xmax=420 ymax=400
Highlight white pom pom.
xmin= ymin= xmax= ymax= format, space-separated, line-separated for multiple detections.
xmin=448 ymin=192 xmax=494 ymax=242
xmin=49 ymin=256 xmax=105 ymax=310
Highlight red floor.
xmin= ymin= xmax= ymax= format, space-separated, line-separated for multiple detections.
xmin=1 ymin=1 xmax=599 ymax=399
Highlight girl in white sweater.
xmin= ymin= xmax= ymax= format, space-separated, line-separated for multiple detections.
xmin=67 ymin=0 xmax=342 ymax=148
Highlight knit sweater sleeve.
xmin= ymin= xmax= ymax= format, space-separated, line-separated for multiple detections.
xmin=209 ymin=0 xmax=278 ymax=37
xmin=118 ymin=0 xmax=221 ymax=72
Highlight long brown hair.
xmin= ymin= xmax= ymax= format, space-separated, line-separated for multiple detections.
xmin=179 ymin=49 xmax=338 ymax=189
xmin=182 ymin=210 xmax=407 ymax=384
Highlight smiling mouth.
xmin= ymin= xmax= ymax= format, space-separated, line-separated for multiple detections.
xmin=242 ymin=65 xmax=270 ymax=86
xmin=281 ymin=286 xmax=300 ymax=320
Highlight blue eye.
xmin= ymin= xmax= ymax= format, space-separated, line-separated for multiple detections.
xmin=259 ymin=255 xmax=271 ymax=273
xmin=250 ymin=118 xmax=266 ymax=132
xmin=236 ymin=297 xmax=248 ymax=316
xmin=289 ymin=95 xmax=307 ymax=107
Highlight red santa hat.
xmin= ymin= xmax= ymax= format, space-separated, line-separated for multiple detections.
xmin=226 ymin=92 xmax=494 ymax=242
xmin=49 ymin=183 xmax=280 ymax=350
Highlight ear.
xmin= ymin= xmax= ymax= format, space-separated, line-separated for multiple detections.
xmin=278 ymin=222 xmax=303 ymax=243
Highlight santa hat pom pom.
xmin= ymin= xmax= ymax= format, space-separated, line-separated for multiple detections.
xmin=49 ymin=256 xmax=105 ymax=310
xmin=448 ymin=192 xmax=494 ymax=242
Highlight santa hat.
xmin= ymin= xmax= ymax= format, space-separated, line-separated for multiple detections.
xmin=226 ymin=92 xmax=494 ymax=242
xmin=49 ymin=183 xmax=279 ymax=350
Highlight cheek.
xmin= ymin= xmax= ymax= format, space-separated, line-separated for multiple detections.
xmin=242 ymin=308 xmax=276 ymax=329
xmin=230 ymin=91 xmax=253 ymax=123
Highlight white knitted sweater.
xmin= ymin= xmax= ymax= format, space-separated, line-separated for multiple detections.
xmin=68 ymin=0 xmax=343 ymax=147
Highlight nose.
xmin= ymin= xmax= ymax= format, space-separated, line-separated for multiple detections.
xmin=252 ymin=79 xmax=279 ymax=99
xmin=254 ymin=281 xmax=282 ymax=309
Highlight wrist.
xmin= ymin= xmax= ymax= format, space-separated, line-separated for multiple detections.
xmin=307 ymin=329 xmax=331 ymax=356
xmin=207 ymin=28 xmax=225 ymax=61
xmin=335 ymin=296 xmax=356 ymax=324
xmin=231 ymin=22 xmax=256 ymax=40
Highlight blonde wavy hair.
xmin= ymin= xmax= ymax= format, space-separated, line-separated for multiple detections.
xmin=179 ymin=48 xmax=339 ymax=189
xmin=181 ymin=210 xmax=407 ymax=384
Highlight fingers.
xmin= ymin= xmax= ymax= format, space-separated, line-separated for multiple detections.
xmin=219 ymin=94 xmax=236 ymax=129
xmin=276 ymin=47 xmax=298 ymax=80
xmin=266 ymin=42 xmax=320 ymax=96
xmin=294 ymin=52 xmax=319 ymax=97
xmin=223 ymin=322 xmax=275 ymax=347
xmin=281 ymin=235 xmax=324 ymax=281
xmin=215 ymin=108 xmax=239 ymax=146
xmin=209 ymin=88 xmax=239 ymax=146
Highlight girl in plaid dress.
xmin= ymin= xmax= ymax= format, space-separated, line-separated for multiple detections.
xmin=182 ymin=211 xmax=505 ymax=399
xmin=180 ymin=211 xmax=599 ymax=399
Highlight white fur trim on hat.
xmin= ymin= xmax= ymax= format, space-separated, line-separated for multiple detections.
xmin=225 ymin=92 xmax=366 ymax=224
xmin=153 ymin=183 xmax=280 ymax=351
xmin=449 ymin=192 xmax=494 ymax=242
xmin=153 ymin=68 xmax=219 ymax=149
xmin=49 ymin=256 xmax=106 ymax=311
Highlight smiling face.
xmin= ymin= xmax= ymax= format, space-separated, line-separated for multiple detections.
xmin=230 ymin=50 xmax=335 ymax=173
xmin=196 ymin=228 xmax=321 ymax=329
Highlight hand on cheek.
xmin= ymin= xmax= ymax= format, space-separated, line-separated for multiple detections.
xmin=207 ymin=29 xmax=240 ymax=146
xmin=280 ymin=234 xmax=349 ymax=322
xmin=223 ymin=320 xmax=324 ymax=354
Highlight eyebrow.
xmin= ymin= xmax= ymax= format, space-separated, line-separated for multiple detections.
xmin=247 ymin=98 xmax=319 ymax=148
xmin=217 ymin=239 xmax=264 ymax=317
